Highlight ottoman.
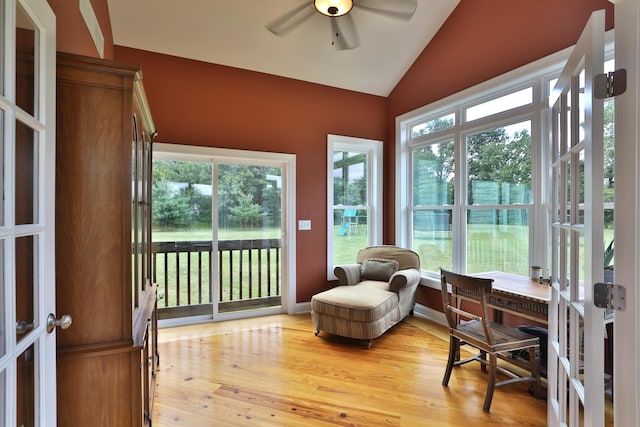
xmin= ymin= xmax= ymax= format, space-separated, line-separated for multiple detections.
xmin=311 ymin=283 xmax=401 ymax=348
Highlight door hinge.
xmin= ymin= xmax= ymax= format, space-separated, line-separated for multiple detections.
xmin=594 ymin=282 xmax=626 ymax=311
xmin=594 ymin=69 xmax=627 ymax=99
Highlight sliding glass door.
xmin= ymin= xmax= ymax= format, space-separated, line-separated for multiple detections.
xmin=216 ymin=163 xmax=282 ymax=314
xmin=152 ymin=145 xmax=294 ymax=322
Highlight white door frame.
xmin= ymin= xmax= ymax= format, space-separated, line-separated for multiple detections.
xmin=610 ymin=0 xmax=640 ymax=425
xmin=1 ymin=0 xmax=56 ymax=425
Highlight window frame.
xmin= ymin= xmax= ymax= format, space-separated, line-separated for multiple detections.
xmin=327 ymin=134 xmax=383 ymax=280
xmin=396 ymin=44 xmax=583 ymax=287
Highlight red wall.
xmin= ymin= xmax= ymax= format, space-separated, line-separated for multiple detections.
xmin=51 ymin=0 xmax=614 ymax=307
xmin=113 ymin=47 xmax=388 ymax=302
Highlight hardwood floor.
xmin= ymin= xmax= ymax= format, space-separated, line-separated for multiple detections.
xmin=152 ymin=314 xmax=548 ymax=426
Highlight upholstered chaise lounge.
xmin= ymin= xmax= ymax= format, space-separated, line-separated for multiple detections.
xmin=311 ymin=245 xmax=421 ymax=348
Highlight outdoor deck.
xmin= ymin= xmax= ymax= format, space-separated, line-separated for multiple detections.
xmin=152 ymin=239 xmax=282 ymax=318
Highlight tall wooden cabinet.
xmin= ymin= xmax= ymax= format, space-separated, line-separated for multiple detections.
xmin=55 ymin=52 xmax=158 ymax=427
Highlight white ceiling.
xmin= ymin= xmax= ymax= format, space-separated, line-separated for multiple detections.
xmin=107 ymin=0 xmax=459 ymax=97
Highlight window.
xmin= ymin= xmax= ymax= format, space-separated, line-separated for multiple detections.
xmin=465 ymin=120 xmax=532 ymax=275
xmin=401 ymin=82 xmax=542 ymax=278
xmin=411 ymin=138 xmax=455 ymax=273
xmin=397 ymin=39 xmax=615 ymax=284
xmin=466 ymin=87 xmax=533 ymax=121
xmin=327 ymin=135 xmax=382 ymax=279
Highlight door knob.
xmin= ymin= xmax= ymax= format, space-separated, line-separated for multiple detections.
xmin=47 ymin=313 xmax=72 ymax=334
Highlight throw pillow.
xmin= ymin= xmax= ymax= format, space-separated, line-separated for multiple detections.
xmin=360 ymin=258 xmax=399 ymax=281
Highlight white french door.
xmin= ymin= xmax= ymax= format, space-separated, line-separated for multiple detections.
xmin=0 ymin=0 xmax=57 ymax=425
xmin=548 ymin=10 xmax=607 ymax=426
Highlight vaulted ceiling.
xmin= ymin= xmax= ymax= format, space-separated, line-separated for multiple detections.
xmin=107 ymin=0 xmax=460 ymax=96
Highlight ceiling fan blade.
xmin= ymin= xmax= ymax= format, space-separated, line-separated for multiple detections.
xmin=331 ymin=15 xmax=360 ymax=50
xmin=266 ymin=2 xmax=315 ymax=36
xmin=355 ymin=0 xmax=418 ymax=20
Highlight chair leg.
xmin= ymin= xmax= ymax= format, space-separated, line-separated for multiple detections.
xmin=482 ymin=354 xmax=497 ymax=412
xmin=442 ymin=337 xmax=459 ymax=386
xmin=480 ymin=350 xmax=488 ymax=373
xmin=528 ymin=346 xmax=542 ymax=399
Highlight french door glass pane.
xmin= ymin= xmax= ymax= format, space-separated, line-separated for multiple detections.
xmin=0 ymin=112 xmax=3 ymax=225
xmin=577 ymin=232 xmax=585 ymax=300
xmin=15 ymin=120 xmax=38 ymax=225
xmin=466 ymin=208 xmax=529 ymax=275
xmin=16 ymin=2 xmax=37 ymax=117
xmin=0 ymin=369 xmax=4 ymax=424
xmin=578 ymin=69 xmax=586 ymax=143
xmin=15 ymin=236 xmax=36 ymax=344
xmin=565 ymin=232 xmax=571 ymax=292
xmin=16 ymin=344 xmax=34 ymax=427
xmin=577 ymin=150 xmax=585 ymax=225
xmin=0 ymin=1 xmax=3 ymax=95
xmin=0 ymin=241 xmax=4 ymax=357
xmin=566 ymin=157 xmax=571 ymax=223
xmin=566 ymin=89 xmax=572 ymax=153
xmin=467 ymin=121 xmax=532 ymax=205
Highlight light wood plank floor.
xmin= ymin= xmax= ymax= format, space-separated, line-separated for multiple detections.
xmin=152 ymin=314 xmax=550 ymax=426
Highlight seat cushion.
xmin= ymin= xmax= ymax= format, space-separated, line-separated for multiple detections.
xmin=311 ymin=285 xmax=398 ymax=323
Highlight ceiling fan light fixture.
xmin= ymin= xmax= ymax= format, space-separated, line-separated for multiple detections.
xmin=314 ymin=0 xmax=353 ymax=17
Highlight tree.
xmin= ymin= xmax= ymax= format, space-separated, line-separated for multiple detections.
xmin=218 ymin=164 xmax=281 ymax=228
xmin=152 ymin=160 xmax=282 ymax=230
xmin=467 ymin=127 xmax=532 ymax=205
xmin=229 ymin=193 xmax=265 ymax=228
xmin=153 ymin=160 xmax=213 ymax=227
xmin=152 ymin=179 xmax=193 ymax=229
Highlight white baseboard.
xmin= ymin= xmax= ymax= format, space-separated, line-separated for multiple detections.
xmin=412 ymin=303 xmax=447 ymax=326
xmin=294 ymin=301 xmax=312 ymax=314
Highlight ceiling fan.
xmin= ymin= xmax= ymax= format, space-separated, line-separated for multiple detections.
xmin=266 ymin=0 xmax=418 ymax=50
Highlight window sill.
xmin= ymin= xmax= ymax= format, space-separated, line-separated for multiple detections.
xmin=419 ymin=274 xmax=441 ymax=290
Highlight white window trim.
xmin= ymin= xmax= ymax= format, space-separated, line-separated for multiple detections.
xmin=327 ymin=134 xmax=383 ymax=280
xmin=396 ymin=32 xmax=614 ymax=289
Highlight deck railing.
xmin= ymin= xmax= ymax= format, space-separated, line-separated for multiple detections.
xmin=151 ymin=239 xmax=282 ymax=319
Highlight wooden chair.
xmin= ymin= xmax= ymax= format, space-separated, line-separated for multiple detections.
xmin=440 ymin=268 xmax=542 ymax=412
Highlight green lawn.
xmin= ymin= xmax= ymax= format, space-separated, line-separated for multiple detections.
xmin=153 ymin=225 xmax=614 ymax=308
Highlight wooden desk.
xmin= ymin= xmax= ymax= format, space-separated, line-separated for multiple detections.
xmin=474 ymin=271 xmax=551 ymax=324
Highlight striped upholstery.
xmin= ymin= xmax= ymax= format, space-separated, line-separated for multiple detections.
xmin=311 ymin=284 xmax=399 ymax=323
xmin=312 ymin=310 xmax=401 ymax=341
xmin=311 ymin=246 xmax=421 ymax=344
